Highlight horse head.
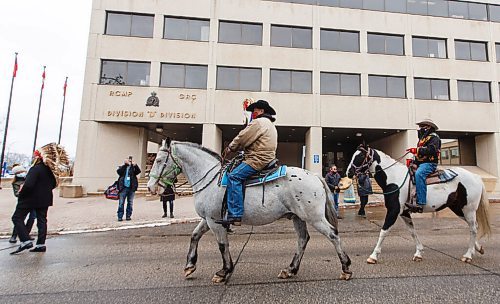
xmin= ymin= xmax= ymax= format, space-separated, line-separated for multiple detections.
xmin=147 ymin=138 xmax=182 ymax=195
xmin=347 ymin=144 xmax=381 ymax=178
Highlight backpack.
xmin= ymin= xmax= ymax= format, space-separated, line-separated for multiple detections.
xmin=104 ymin=181 xmax=119 ymax=200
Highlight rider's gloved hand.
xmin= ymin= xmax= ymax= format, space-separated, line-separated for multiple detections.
xmin=406 ymin=148 xmax=417 ymax=155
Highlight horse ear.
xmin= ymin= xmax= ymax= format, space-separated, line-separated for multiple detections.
xmin=166 ymin=137 xmax=172 ymax=148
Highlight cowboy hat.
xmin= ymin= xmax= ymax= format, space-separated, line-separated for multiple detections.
xmin=246 ymin=99 xmax=276 ymax=115
xmin=416 ymin=118 xmax=438 ymax=130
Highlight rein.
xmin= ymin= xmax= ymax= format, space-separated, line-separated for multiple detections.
xmin=355 ymin=169 xmax=410 ymax=196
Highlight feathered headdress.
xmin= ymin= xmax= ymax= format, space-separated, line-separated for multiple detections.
xmin=37 ymin=143 xmax=70 ymax=185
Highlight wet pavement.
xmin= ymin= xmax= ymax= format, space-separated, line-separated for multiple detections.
xmin=0 ymin=205 xmax=499 ymax=303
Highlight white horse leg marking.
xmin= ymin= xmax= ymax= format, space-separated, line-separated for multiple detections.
xmin=279 ymin=216 xmax=310 ymax=279
xmin=462 ymin=210 xmax=478 ymax=263
xmin=184 ymin=219 xmax=210 ymax=277
xmin=209 ymin=222 xmax=234 ymax=283
xmin=400 ymin=211 xmax=424 ymax=261
xmin=311 ymin=219 xmax=352 ymax=279
xmin=368 ymin=229 xmax=390 ymax=264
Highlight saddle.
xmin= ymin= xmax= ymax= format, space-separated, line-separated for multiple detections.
xmin=220 ymin=159 xmax=287 ymax=187
xmin=408 ymin=163 xmax=458 ymax=205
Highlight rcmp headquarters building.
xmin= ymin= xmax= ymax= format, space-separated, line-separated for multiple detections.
xmin=74 ymin=0 xmax=500 ymax=194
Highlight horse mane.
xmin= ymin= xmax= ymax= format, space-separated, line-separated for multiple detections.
xmin=173 ymin=141 xmax=222 ymax=162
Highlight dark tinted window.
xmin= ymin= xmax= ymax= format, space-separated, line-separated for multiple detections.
xmin=449 ymin=1 xmax=468 ymax=19
xmin=458 ymin=80 xmax=490 ymax=102
xmin=161 ymin=64 xmax=207 ymax=89
xmin=106 ymin=12 xmax=154 ymax=37
xmin=363 ymin=0 xmax=384 ymax=11
xmin=412 ymin=37 xmax=447 ymax=58
xmin=101 ymin=60 xmax=150 ymax=86
xmin=428 ymin=0 xmax=448 ymax=17
xmin=455 ymin=40 xmax=487 ymax=61
xmin=491 ymin=5 xmax=500 ymax=22
xmin=414 ymin=78 xmax=449 ymax=100
xmin=320 ymin=72 xmax=360 ymax=95
xmin=468 ymin=2 xmax=487 ymax=21
xmin=408 ymin=0 xmax=427 ymax=15
xmin=219 ymin=21 xmax=262 ymax=45
xmin=270 ymin=69 xmax=312 ymax=93
xmin=217 ymin=67 xmax=261 ymax=91
xmin=340 ymin=0 xmax=362 ymax=9
xmin=369 ymin=75 xmax=406 ymax=98
xmin=320 ymin=29 xmax=359 ymax=52
xmin=271 ymin=25 xmax=312 ymax=49
xmin=368 ymin=33 xmax=404 ymax=55
xmin=385 ymin=0 xmax=407 ymax=13
xmin=164 ymin=17 xmax=210 ymax=41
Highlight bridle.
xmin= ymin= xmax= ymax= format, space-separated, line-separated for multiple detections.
xmin=150 ymin=144 xmax=221 ymax=195
xmin=351 ymin=147 xmax=376 ymax=176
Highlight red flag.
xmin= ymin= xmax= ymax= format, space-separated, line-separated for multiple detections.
xmin=13 ymin=56 xmax=18 ymax=77
xmin=41 ymin=68 xmax=46 ymax=90
xmin=63 ymin=77 xmax=68 ymax=96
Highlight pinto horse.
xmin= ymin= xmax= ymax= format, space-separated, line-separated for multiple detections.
xmin=147 ymin=140 xmax=352 ymax=283
xmin=347 ymin=146 xmax=491 ymax=264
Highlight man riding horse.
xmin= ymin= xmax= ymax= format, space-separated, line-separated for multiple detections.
xmin=216 ymin=100 xmax=278 ymax=226
xmin=405 ymin=119 xmax=442 ymax=213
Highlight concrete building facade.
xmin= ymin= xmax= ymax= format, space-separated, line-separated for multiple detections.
xmin=74 ymin=0 xmax=500 ymax=193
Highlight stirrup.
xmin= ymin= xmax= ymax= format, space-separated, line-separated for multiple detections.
xmin=215 ymin=217 xmax=242 ymax=227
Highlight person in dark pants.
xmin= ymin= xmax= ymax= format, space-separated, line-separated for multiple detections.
xmin=9 ymin=164 xmax=36 ymax=244
xmin=357 ymin=170 xmax=373 ymax=217
xmin=11 ymin=151 xmax=57 ymax=254
xmin=325 ymin=165 xmax=342 ymax=219
xmin=160 ymin=184 xmax=176 ymax=218
xmin=117 ymin=156 xmax=141 ymax=221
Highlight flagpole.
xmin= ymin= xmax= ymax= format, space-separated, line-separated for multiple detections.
xmin=58 ymin=77 xmax=68 ymax=145
xmin=32 ymin=66 xmax=46 ymax=156
xmin=0 ymin=53 xmax=19 ymax=187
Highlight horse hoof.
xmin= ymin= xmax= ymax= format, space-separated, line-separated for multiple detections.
xmin=412 ymin=256 xmax=423 ymax=262
xmin=461 ymin=257 xmax=472 ymax=263
xmin=212 ymin=274 xmax=225 ymax=283
xmin=339 ymin=271 xmax=352 ymax=281
xmin=366 ymin=257 xmax=377 ymax=264
xmin=278 ymin=269 xmax=292 ymax=279
xmin=477 ymin=246 xmax=485 ymax=255
xmin=184 ymin=266 xmax=196 ymax=277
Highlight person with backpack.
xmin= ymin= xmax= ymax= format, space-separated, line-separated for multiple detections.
xmin=8 ymin=164 xmax=36 ymax=244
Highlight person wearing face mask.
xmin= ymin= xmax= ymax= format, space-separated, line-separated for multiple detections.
xmin=216 ymin=100 xmax=278 ymax=227
xmin=405 ymin=119 xmax=441 ymax=213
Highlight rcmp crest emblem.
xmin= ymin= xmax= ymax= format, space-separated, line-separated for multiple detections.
xmin=146 ymin=92 xmax=160 ymax=107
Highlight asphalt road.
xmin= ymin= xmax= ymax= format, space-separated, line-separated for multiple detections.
xmin=1 ymin=206 xmax=499 ymax=304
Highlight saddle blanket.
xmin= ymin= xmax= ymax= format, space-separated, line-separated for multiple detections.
xmin=412 ymin=169 xmax=458 ymax=185
xmin=221 ymin=165 xmax=287 ymax=187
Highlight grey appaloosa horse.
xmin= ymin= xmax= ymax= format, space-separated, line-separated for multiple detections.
xmin=147 ymin=140 xmax=352 ymax=283
xmin=347 ymin=147 xmax=491 ymax=264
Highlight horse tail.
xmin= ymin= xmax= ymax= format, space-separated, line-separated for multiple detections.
xmin=319 ymin=176 xmax=338 ymax=229
xmin=476 ymin=184 xmax=492 ymax=239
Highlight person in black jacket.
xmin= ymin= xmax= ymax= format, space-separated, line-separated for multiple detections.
xmin=11 ymin=152 xmax=57 ymax=254
xmin=9 ymin=164 xmax=36 ymax=244
xmin=405 ymin=119 xmax=442 ymax=213
xmin=357 ymin=171 xmax=373 ymax=217
xmin=160 ymin=184 xmax=176 ymax=218
xmin=325 ymin=165 xmax=342 ymax=218
xmin=116 ymin=156 xmax=141 ymax=221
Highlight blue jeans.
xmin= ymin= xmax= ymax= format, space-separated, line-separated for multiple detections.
xmin=415 ymin=162 xmax=437 ymax=206
xmin=227 ymin=162 xmax=258 ymax=218
xmin=118 ymin=187 xmax=135 ymax=219
xmin=331 ymin=192 xmax=339 ymax=213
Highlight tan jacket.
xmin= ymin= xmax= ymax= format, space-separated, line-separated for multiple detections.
xmin=229 ymin=116 xmax=278 ymax=171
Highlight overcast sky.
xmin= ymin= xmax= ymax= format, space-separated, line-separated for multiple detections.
xmin=0 ymin=0 xmax=92 ymax=157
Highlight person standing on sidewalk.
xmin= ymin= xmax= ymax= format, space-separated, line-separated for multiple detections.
xmin=160 ymin=183 xmax=175 ymax=218
xmin=11 ymin=149 xmax=58 ymax=254
xmin=116 ymin=156 xmax=141 ymax=221
xmin=357 ymin=170 xmax=373 ymax=217
xmin=9 ymin=164 xmax=36 ymax=244
xmin=325 ymin=165 xmax=342 ymax=219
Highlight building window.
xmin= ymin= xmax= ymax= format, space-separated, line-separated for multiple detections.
xmin=458 ymin=80 xmax=490 ymax=102
xmin=368 ymin=75 xmax=406 ymax=98
xmin=105 ymin=12 xmax=154 ymax=38
xmin=100 ymin=60 xmax=150 ymax=86
xmin=270 ymin=69 xmax=312 ymax=93
xmin=216 ymin=67 xmax=262 ymax=91
xmin=271 ymin=25 xmax=312 ymax=49
xmin=467 ymin=2 xmax=488 ymax=21
xmin=385 ymin=0 xmax=407 ymax=13
xmin=414 ymin=78 xmax=449 ymax=100
xmin=496 ymin=43 xmax=500 ymax=63
xmin=491 ymin=5 xmax=500 ymax=22
xmin=160 ymin=63 xmax=207 ymax=89
xmin=320 ymin=72 xmax=360 ymax=96
xmin=219 ymin=21 xmax=262 ymax=45
xmin=164 ymin=17 xmax=209 ymax=41
xmin=340 ymin=0 xmax=362 ymax=9
xmin=455 ymin=40 xmax=488 ymax=61
xmin=363 ymin=0 xmax=384 ymax=11
xmin=412 ymin=37 xmax=447 ymax=58
xmin=320 ymin=29 xmax=359 ymax=52
xmin=368 ymin=33 xmax=404 ymax=55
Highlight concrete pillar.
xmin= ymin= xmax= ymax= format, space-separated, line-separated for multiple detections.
xmin=305 ymin=126 xmax=322 ymax=175
xmin=73 ymin=121 xmax=148 ymax=193
xmin=202 ymin=123 xmax=222 ymax=153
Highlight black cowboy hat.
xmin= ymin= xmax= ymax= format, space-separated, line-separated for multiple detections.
xmin=246 ymin=99 xmax=276 ymax=115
